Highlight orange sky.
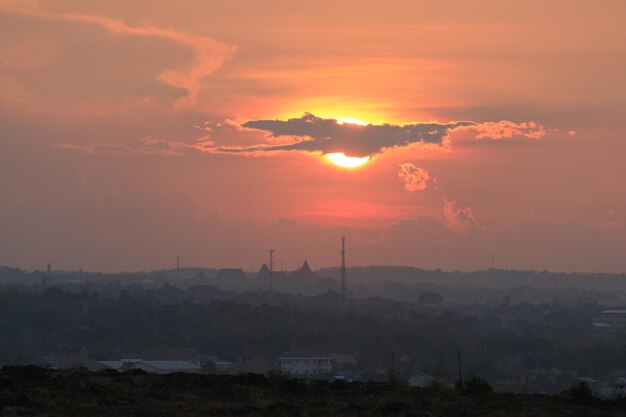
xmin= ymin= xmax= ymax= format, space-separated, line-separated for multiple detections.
xmin=1 ymin=0 xmax=625 ymax=272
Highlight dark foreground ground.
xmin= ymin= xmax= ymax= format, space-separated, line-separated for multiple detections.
xmin=1 ymin=366 xmax=625 ymax=417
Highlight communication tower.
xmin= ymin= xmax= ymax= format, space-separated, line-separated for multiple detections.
xmin=341 ymin=236 xmax=347 ymax=309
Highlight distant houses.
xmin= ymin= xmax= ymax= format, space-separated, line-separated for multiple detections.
xmin=55 ymin=345 xmax=339 ymax=379
xmin=99 ymin=345 xmax=203 ymax=374
xmin=55 ymin=345 xmax=207 ymax=374
xmin=592 ymin=310 xmax=626 ymax=328
xmin=278 ymin=349 xmax=333 ymax=377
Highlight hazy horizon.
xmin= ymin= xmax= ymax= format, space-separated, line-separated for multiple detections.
xmin=6 ymin=262 xmax=626 ymax=277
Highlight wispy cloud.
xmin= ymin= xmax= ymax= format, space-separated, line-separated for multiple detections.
xmin=56 ymin=137 xmax=198 ymax=156
xmin=0 ymin=1 xmax=235 ymax=109
xmin=462 ymin=120 xmax=547 ymax=140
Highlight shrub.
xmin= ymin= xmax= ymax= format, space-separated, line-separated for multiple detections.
xmin=386 ymin=368 xmax=407 ymax=388
xmin=267 ymin=370 xmax=291 ymax=384
xmin=425 ymin=380 xmax=450 ymax=394
xmin=561 ymin=381 xmax=597 ymax=403
xmin=456 ymin=375 xmax=492 ymax=396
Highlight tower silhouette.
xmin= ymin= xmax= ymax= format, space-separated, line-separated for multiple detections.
xmin=268 ymin=248 xmax=275 ymax=295
xmin=341 ymin=236 xmax=347 ymax=309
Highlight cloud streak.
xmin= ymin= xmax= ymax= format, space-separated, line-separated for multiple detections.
xmin=0 ymin=2 xmax=235 ymax=109
xmin=466 ymin=120 xmax=547 ymax=140
xmin=56 ymin=137 xmax=199 ymax=156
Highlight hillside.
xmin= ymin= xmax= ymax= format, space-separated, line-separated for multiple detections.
xmin=1 ymin=366 xmax=625 ymax=417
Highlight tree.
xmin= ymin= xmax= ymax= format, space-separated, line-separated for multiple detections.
xmin=418 ymin=292 xmax=443 ymax=305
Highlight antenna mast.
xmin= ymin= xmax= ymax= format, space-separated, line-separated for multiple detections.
xmin=341 ymin=236 xmax=347 ymax=309
xmin=43 ymin=263 xmax=51 ymax=287
xmin=268 ymin=248 xmax=275 ymax=295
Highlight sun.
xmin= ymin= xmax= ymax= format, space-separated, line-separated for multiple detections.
xmin=326 ymin=153 xmax=371 ymax=168
xmin=337 ymin=117 xmax=368 ymax=126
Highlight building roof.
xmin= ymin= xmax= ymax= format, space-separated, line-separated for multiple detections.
xmin=257 ymin=264 xmax=270 ymax=279
xmin=58 ymin=353 xmax=110 ymax=371
xmin=100 ymin=360 xmax=201 ymax=373
xmin=138 ymin=360 xmax=201 ymax=371
xmin=288 ymin=261 xmax=319 ymax=281
xmin=301 ymin=260 xmax=311 ymax=272
xmin=256 ymin=264 xmax=287 ymax=281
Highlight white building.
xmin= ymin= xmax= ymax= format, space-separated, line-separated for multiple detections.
xmin=593 ymin=310 xmax=626 ymax=328
xmin=278 ymin=350 xmax=333 ymax=376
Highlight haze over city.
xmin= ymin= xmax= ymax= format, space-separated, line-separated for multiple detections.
xmin=1 ymin=1 xmax=625 ymax=273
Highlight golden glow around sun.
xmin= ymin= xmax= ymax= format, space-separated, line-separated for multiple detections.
xmin=326 ymin=153 xmax=371 ymax=168
xmin=337 ymin=117 xmax=368 ymax=126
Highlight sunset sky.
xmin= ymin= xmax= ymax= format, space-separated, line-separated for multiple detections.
xmin=1 ymin=0 xmax=625 ymax=273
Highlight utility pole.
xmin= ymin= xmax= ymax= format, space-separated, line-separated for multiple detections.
xmin=43 ymin=263 xmax=51 ymax=287
xmin=268 ymin=249 xmax=275 ymax=296
xmin=456 ymin=346 xmax=463 ymax=385
xmin=176 ymin=256 xmax=180 ymax=280
xmin=341 ymin=236 xmax=347 ymax=309
xmin=491 ymin=253 xmax=495 ymax=269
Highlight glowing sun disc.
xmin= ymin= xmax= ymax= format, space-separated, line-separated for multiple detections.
xmin=337 ymin=117 xmax=368 ymax=126
xmin=326 ymin=153 xmax=371 ymax=168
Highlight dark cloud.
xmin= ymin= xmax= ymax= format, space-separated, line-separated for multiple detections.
xmin=213 ymin=113 xmax=473 ymax=157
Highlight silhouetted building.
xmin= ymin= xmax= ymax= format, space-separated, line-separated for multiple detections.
xmin=288 ymin=260 xmax=319 ymax=281
xmin=256 ymin=264 xmax=287 ymax=281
